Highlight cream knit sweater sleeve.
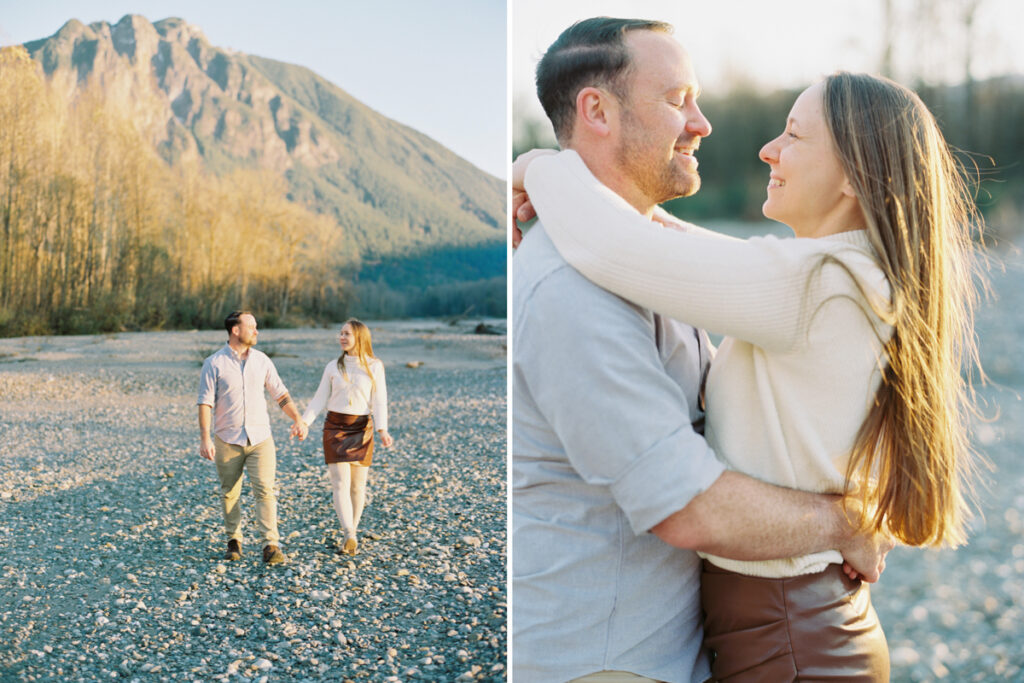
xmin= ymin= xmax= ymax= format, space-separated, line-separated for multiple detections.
xmin=370 ymin=359 xmax=388 ymax=433
xmin=526 ymin=150 xmax=888 ymax=353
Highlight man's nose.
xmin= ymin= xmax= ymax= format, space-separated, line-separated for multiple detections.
xmin=686 ymin=105 xmax=712 ymax=137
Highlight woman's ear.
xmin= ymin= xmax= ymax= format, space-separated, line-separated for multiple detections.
xmin=840 ymin=175 xmax=857 ymax=199
xmin=575 ymin=86 xmax=616 ymax=138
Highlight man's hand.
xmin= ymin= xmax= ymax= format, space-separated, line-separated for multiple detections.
xmin=837 ymin=531 xmax=894 ymax=583
xmin=198 ymin=405 xmax=215 ymax=460
xmin=199 ymin=437 xmax=216 ymax=461
xmin=290 ymin=420 xmax=308 ymax=441
xmin=835 ymin=506 xmax=895 ymax=583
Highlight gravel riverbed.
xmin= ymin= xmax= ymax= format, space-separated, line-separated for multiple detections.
xmin=0 ymin=320 xmax=507 ymax=682
xmin=3 ymin=245 xmax=1023 ymax=683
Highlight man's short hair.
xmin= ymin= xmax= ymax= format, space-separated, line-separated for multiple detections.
xmin=536 ymin=17 xmax=673 ymax=145
xmin=224 ymin=310 xmax=253 ymax=335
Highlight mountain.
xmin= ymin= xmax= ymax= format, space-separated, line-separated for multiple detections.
xmin=22 ymin=14 xmax=505 ymax=270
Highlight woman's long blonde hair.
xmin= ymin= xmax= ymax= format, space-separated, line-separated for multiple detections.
xmin=823 ymin=72 xmax=986 ymax=547
xmin=337 ymin=319 xmax=377 ymax=392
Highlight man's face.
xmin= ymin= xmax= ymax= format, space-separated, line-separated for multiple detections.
xmin=614 ymin=31 xmax=711 ymax=206
xmin=234 ymin=314 xmax=258 ymax=347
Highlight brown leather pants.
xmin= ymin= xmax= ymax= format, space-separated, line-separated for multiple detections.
xmin=701 ymin=561 xmax=889 ymax=682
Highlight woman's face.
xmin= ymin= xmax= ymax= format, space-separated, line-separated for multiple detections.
xmin=758 ymin=82 xmax=857 ymax=238
xmin=339 ymin=324 xmax=356 ymax=353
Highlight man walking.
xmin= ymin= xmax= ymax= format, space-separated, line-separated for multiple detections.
xmin=512 ymin=18 xmax=890 ymax=682
xmin=197 ymin=310 xmax=308 ymax=565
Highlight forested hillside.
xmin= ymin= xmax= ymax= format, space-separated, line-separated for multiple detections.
xmin=1 ymin=15 xmax=505 ymax=337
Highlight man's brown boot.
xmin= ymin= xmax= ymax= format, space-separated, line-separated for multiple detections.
xmin=224 ymin=539 xmax=242 ymax=561
xmin=263 ymin=544 xmax=285 ymax=565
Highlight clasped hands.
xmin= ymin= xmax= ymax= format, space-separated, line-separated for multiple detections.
xmin=290 ymin=420 xmax=308 ymax=441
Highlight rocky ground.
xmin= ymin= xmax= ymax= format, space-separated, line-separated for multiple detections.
xmin=3 ymin=245 xmax=1024 ymax=683
xmin=0 ymin=319 xmax=507 ymax=682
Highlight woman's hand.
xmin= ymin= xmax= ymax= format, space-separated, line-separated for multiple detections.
xmin=378 ymin=430 xmax=394 ymax=448
xmin=290 ymin=419 xmax=308 ymax=440
xmin=512 ymin=190 xmax=534 ymax=248
xmin=512 ymin=148 xmax=557 ymax=248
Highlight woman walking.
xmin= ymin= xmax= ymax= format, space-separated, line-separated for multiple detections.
xmin=298 ymin=319 xmax=393 ymax=555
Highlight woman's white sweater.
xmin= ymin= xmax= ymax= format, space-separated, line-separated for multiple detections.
xmin=302 ymin=356 xmax=388 ymax=433
xmin=527 ymin=150 xmax=893 ymax=577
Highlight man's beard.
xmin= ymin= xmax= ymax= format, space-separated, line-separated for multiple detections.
xmin=617 ymin=115 xmax=701 ymax=204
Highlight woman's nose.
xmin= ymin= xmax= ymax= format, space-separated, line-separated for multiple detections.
xmin=759 ymin=137 xmax=779 ymax=164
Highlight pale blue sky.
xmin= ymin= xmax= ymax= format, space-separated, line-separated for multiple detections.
xmin=0 ymin=0 xmax=507 ymax=179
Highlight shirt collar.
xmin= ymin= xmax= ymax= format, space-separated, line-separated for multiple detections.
xmin=221 ymin=343 xmax=250 ymax=361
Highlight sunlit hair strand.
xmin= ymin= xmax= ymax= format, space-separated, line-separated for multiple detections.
xmin=822 ymin=72 xmax=987 ymax=548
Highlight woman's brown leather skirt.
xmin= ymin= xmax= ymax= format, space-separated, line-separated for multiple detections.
xmin=322 ymin=411 xmax=373 ymax=466
xmin=700 ymin=560 xmax=889 ymax=682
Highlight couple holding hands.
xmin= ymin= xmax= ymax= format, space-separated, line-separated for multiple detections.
xmin=197 ymin=311 xmax=392 ymax=565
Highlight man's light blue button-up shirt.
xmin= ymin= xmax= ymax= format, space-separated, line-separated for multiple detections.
xmin=197 ymin=344 xmax=289 ymax=447
xmin=513 ymin=225 xmax=725 ymax=683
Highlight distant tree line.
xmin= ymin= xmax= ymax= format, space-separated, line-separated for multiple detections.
xmin=349 ymin=242 xmax=506 ymax=319
xmin=0 ymin=46 xmax=503 ymax=337
xmin=514 ymin=77 xmax=1024 ymax=237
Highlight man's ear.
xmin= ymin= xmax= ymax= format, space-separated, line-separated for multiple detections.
xmin=575 ymin=86 xmax=616 ymax=138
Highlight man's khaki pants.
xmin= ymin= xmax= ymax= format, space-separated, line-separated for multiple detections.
xmin=570 ymin=673 xmax=665 ymax=683
xmin=214 ymin=436 xmax=279 ymax=547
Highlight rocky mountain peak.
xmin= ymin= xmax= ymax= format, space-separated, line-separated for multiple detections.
xmin=22 ymin=14 xmax=503 ymax=262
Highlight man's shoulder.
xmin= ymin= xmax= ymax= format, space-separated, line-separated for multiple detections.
xmin=202 ymin=344 xmax=229 ymax=366
xmin=249 ymin=347 xmax=277 ymax=367
xmin=514 ymin=223 xmax=640 ymax=316
xmin=513 ymin=223 xmax=570 ymax=292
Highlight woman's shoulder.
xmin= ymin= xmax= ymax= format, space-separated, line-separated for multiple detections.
xmin=822 ymin=231 xmax=889 ymax=289
xmin=341 ymin=355 xmax=384 ymax=370
xmin=811 ymin=231 xmax=893 ymax=315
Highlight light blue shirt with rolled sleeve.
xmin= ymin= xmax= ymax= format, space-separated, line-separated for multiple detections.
xmin=512 ymin=225 xmax=726 ymax=683
xmin=197 ymin=344 xmax=289 ymax=447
